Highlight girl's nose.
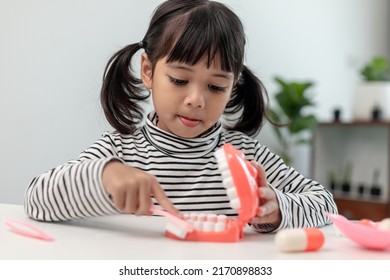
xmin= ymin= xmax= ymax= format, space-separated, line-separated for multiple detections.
xmin=185 ymin=88 xmax=205 ymax=109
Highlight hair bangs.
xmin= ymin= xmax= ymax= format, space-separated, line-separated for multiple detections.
xmin=164 ymin=4 xmax=245 ymax=79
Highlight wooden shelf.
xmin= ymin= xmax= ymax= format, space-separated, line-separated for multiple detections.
xmin=318 ymin=120 xmax=390 ymax=127
xmin=333 ymin=198 xmax=390 ymax=220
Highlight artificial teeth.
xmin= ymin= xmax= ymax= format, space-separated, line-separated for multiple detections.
xmin=194 ymin=220 xmax=203 ymax=230
xmin=206 ymin=213 xmax=217 ymax=222
xmin=182 ymin=212 xmax=230 ymax=233
xmin=230 ymin=198 xmax=241 ymax=209
xmin=214 ymin=222 xmax=226 ymax=232
xmin=217 ymin=214 xmax=227 ymax=223
xmin=222 ymin=176 xmax=234 ymax=189
xmin=190 ymin=212 xmax=198 ymax=221
xmin=197 ymin=213 xmax=207 ymax=221
xmin=226 ymin=187 xmax=238 ymax=199
xmin=203 ymin=221 xmax=214 ymax=232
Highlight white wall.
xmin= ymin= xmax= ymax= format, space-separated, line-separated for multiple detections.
xmin=1 ymin=0 xmax=389 ymax=204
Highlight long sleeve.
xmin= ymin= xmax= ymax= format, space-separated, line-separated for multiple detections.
xmin=24 ymin=122 xmax=338 ymax=229
xmin=24 ymin=133 xmax=122 ymax=221
xmin=250 ymin=144 xmax=338 ymax=233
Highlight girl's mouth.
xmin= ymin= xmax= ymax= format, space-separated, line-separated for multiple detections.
xmin=179 ymin=115 xmax=200 ymax=128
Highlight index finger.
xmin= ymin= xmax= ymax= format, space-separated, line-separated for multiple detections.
xmin=151 ymin=181 xmax=180 ymax=216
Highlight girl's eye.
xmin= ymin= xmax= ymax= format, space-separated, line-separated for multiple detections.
xmin=169 ymin=76 xmax=188 ymax=86
xmin=209 ymin=85 xmax=226 ymax=92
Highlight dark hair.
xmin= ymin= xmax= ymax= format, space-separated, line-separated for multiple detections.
xmin=101 ymin=0 xmax=270 ymax=136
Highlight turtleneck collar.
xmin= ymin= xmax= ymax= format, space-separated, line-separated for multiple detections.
xmin=141 ymin=111 xmax=222 ymax=159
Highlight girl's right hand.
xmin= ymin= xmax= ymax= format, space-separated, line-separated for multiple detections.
xmin=102 ymin=160 xmax=179 ymax=216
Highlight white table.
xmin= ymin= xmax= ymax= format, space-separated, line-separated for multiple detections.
xmin=1 ymin=203 xmax=390 ymax=260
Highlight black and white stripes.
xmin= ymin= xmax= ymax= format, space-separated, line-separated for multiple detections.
xmin=24 ymin=112 xmax=338 ymax=233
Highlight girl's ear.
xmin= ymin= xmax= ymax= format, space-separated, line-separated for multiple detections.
xmin=141 ymin=53 xmax=153 ymax=89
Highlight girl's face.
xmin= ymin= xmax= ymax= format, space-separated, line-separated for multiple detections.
xmin=141 ymin=53 xmax=234 ymax=138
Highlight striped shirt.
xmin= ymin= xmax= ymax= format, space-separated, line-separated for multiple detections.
xmin=24 ymin=112 xmax=338 ymax=233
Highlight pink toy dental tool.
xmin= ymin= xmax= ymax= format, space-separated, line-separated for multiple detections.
xmin=4 ymin=218 xmax=54 ymax=241
xmin=164 ymin=143 xmax=259 ymax=242
xmin=327 ymin=213 xmax=390 ymax=250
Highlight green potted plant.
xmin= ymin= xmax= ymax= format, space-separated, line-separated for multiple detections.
xmin=268 ymin=76 xmax=317 ymax=165
xmin=361 ymin=56 xmax=390 ymax=81
xmin=352 ymin=56 xmax=390 ymax=121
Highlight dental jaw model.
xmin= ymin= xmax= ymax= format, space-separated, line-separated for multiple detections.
xmin=164 ymin=143 xmax=259 ymax=242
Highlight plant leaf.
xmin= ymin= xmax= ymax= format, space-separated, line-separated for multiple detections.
xmin=289 ymin=115 xmax=317 ymax=133
xmin=360 ymin=56 xmax=390 ymax=81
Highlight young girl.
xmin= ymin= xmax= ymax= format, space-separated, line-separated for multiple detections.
xmin=24 ymin=0 xmax=337 ymax=233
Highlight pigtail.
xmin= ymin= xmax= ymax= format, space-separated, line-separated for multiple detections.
xmin=100 ymin=43 xmax=150 ymax=134
xmin=224 ymin=65 xmax=269 ymax=136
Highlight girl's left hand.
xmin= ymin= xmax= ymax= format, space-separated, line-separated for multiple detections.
xmin=249 ymin=161 xmax=281 ymax=227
